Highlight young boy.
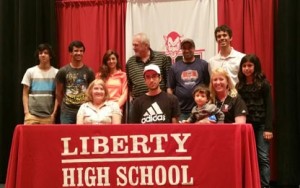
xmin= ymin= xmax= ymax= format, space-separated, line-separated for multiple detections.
xmin=21 ymin=43 xmax=58 ymax=124
xmin=181 ymin=85 xmax=224 ymax=123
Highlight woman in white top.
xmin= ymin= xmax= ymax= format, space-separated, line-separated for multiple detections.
xmin=76 ymin=79 xmax=122 ymax=124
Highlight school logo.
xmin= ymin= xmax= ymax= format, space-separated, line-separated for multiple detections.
xmin=163 ymin=31 xmax=183 ymax=64
xmin=141 ymin=102 xmax=166 ymax=123
xmin=163 ymin=31 xmax=206 ymax=64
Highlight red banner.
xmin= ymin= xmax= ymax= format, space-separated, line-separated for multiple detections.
xmin=6 ymin=124 xmax=260 ymax=188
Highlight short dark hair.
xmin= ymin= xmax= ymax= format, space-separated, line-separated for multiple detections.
xmin=35 ymin=43 xmax=55 ymax=63
xmin=68 ymin=40 xmax=85 ymax=52
xmin=214 ymin=24 xmax=233 ymax=40
xmin=192 ymin=84 xmax=211 ymax=101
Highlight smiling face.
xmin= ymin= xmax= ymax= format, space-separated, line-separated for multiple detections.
xmin=91 ymin=83 xmax=106 ymax=103
xmin=181 ymin=42 xmax=195 ymax=62
xmin=211 ymin=73 xmax=228 ymax=94
xmin=70 ymin=46 xmax=84 ymax=63
xmin=86 ymin=79 xmax=109 ymax=103
xmin=106 ymin=54 xmax=118 ymax=71
xmin=216 ymin=31 xmax=232 ymax=48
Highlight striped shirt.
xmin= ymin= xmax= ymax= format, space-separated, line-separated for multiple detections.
xmin=21 ymin=66 xmax=58 ymax=117
xmin=126 ymin=49 xmax=171 ymax=98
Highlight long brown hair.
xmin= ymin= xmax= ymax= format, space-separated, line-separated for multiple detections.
xmin=99 ymin=50 xmax=122 ymax=81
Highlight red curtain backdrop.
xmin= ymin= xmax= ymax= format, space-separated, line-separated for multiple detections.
xmin=218 ymin=0 xmax=276 ymax=86
xmin=55 ymin=0 xmax=127 ymax=72
xmin=217 ymin=0 xmax=277 ymax=181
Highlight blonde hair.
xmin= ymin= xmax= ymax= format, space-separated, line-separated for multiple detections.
xmin=85 ymin=79 xmax=110 ymax=102
xmin=209 ymin=68 xmax=237 ymax=103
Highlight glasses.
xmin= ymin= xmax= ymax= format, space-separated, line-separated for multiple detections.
xmin=145 ymin=74 xmax=160 ymax=80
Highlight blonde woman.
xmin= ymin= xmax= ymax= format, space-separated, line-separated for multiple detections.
xmin=209 ymin=68 xmax=247 ymax=123
xmin=76 ymin=79 xmax=122 ymax=124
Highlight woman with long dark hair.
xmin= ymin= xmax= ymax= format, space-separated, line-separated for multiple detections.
xmin=236 ymin=54 xmax=273 ymax=188
xmin=96 ymin=50 xmax=128 ymax=110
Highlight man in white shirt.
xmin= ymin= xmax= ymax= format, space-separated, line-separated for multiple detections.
xmin=208 ymin=25 xmax=245 ymax=85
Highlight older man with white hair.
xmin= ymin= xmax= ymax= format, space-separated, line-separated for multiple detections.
xmin=126 ymin=33 xmax=171 ymax=122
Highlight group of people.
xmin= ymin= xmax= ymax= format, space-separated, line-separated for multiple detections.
xmin=21 ymin=25 xmax=273 ymax=188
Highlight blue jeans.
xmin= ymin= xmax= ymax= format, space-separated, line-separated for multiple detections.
xmin=60 ymin=104 xmax=79 ymax=124
xmin=253 ymin=125 xmax=271 ymax=187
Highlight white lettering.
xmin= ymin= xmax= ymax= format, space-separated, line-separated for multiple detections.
xmin=140 ymin=166 xmax=154 ymax=185
xmin=155 ymin=165 xmax=167 ymax=185
xmin=128 ymin=166 xmax=139 ymax=186
xmin=181 ymin=165 xmax=194 ymax=185
xmin=61 ymin=138 xmax=78 ymax=156
xmin=130 ymin=135 xmax=151 ymax=154
xmin=77 ymin=167 xmax=84 ymax=186
xmin=141 ymin=115 xmax=166 ymax=123
xmin=116 ymin=167 xmax=127 ymax=186
xmin=62 ymin=168 xmax=76 ymax=187
xmin=85 ymin=167 xmax=96 ymax=186
xmin=110 ymin=135 xmax=128 ymax=154
xmin=115 ymin=165 xmax=193 ymax=186
xmin=170 ymin=133 xmax=191 ymax=152
xmin=79 ymin=137 xmax=89 ymax=155
xmin=62 ymin=167 xmax=110 ymax=187
xmin=150 ymin=134 xmax=168 ymax=153
xmin=96 ymin=167 xmax=110 ymax=186
xmin=61 ymin=133 xmax=190 ymax=156
xmin=92 ymin=136 xmax=109 ymax=154
xmin=168 ymin=165 xmax=180 ymax=185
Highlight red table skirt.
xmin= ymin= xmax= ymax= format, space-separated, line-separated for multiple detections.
xmin=6 ymin=124 xmax=260 ymax=188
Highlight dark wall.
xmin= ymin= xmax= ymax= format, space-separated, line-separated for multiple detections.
xmin=0 ymin=0 xmax=58 ymax=182
xmin=274 ymin=0 xmax=300 ymax=186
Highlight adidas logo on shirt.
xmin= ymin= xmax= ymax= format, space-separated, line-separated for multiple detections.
xmin=141 ymin=102 xmax=166 ymax=123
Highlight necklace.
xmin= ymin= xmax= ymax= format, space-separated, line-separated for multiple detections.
xmin=215 ymin=95 xmax=228 ymax=110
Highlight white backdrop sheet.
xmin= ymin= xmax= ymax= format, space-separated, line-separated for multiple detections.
xmin=126 ymin=0 xmax=218 ymax=62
